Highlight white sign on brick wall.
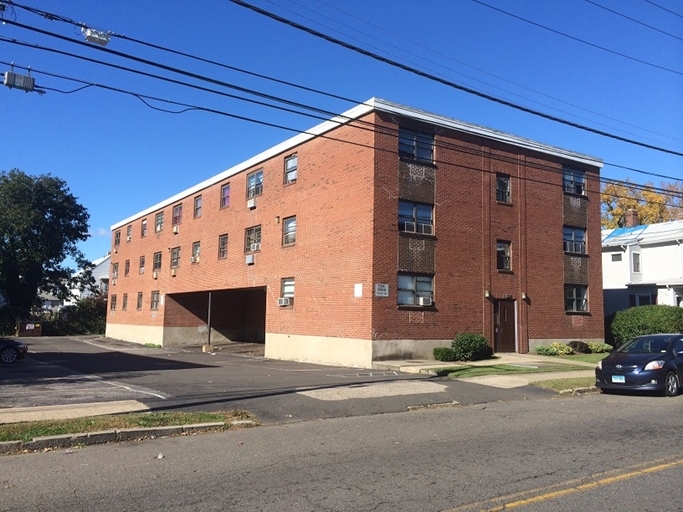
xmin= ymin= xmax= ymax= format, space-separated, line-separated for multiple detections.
xmin=375 ymin=283 xmax=389 ymax=297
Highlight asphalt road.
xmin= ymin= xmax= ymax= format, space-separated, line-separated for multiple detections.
xmin=0 ymin=336 xmax=554 ymax=424
xmin=2 ymin=393 xmax=682 ymax=511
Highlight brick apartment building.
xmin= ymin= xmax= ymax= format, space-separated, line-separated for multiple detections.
xmin=106 ymin=98 xmax=605 ymax=367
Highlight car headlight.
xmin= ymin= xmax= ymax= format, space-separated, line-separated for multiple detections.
xmin=596 ymin=361 xmax=602 ymax=370
xmin=644 ymin=360 xmax=664 ymax=371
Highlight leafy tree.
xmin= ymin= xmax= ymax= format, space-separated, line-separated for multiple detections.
xmin=601 ymin=180 xmax=683 ymax=228
xmin=0 ymin=169 xmax=93 ymax=319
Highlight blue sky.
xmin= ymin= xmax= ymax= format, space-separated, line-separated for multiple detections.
xmin=1 ymin=0 xmax=681 ymax=263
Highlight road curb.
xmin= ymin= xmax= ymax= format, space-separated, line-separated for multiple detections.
xmin=0 ymin=420 xmax=257 ymax=455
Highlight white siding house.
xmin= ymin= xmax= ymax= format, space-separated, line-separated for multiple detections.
xmin=602 ymin=220 xmax=683 ymax=316
xmin=64 ymin=254 xmax=111 ymax=306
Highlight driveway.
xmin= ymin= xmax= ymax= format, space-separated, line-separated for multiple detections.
xmin=0 ymin=336 xmax=556 ymax=424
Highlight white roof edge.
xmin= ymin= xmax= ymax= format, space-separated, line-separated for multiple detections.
xmin=111 ymin=97 xmax=602 ymax=230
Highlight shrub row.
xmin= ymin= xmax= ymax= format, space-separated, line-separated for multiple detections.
xmin=534 ymin=341 xmax=612 ymax=356
xmin=433 ymin=333 xmax=493 ymax=362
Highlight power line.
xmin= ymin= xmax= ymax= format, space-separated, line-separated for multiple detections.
xmin=6 ymin=60 xmax=681 ymax=212
xmin=643 ymin=0 xmax=683 ymax=20
xmin=226 ymin=0 xmax=683 ymax=158
xmin=584 ymin=0 xmax=683 ymax=42
xmin=471 ymin=0 xmax=683 ymax=76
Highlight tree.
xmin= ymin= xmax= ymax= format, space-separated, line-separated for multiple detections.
xmin=0 ymin=169 xmax=93 ymax=319
xmin=601 ymin=179 xmax=683 ymax=228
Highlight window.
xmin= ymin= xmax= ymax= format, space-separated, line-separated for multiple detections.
xmin=112 ymin=262 xmax=119 ymax=279
xmin=150 ymin=290 xmax=160 ymax=311
xmin=114 ymin=230 xmax=121 ymax=247
xmin=398 ymin=200 xmax=433 ymax=235
xmin=139 ymin=255 xmax=145 ymax=274
xmin=122 ymin=293 xmax=128 ymax=311
xmin=136 ymin=292 xmax=143 ymax=310
xmin=632 ymin=252 xmax=641 ymax=273
xmin=101 ymin=280 xmax=109 ymax=295
xmin=496 ymin=174 xmax=511 ymax=203
xmin=126 ymin=225 xmax=132 ymax=241
xmin=155 ymin=212 xmax=164 ymax=232
xmin=398 ymin=127 xmax=434 ymax=162
xmin=194 ymin=195 xmax=202 ymax=218
xmin=170 ymin=247 xmax=180 ymax=268
xmin=563 ymin=167 xmax=586 ymax=195
xmin=284 ymin=155 xmax=297 ymax=184
xmin=172 ymin=204 xmax=182 ymax=225
xmin=283 ymin=216 xmax=296 ymax=246
xmin=141 ymin=219 xmax=147 ymax=238
xmin=281 ymin=277 xmax=295 ymax=302
xmin=565 ymin=285 xmax=588 ymax=312
xmin=191 ymin=242 xmax=200 ymax=262
xmin=611 ymin=254 xmax=622 ymax=262
xmin=110 ymin=294 xmax=117 ymax=311
xmin=630 ymin=293 xmax=653 ymax=306
xmin=563 ymin=227 xmax=586 ymax=254
xmin=247 ymin=170 xmax=264 ymax=198
xmin=496 ymin=241 xmax=511 ymax=271
xmin=245 ymin=226 xmax=262 ymax=252
xmin=124 ymin=260 xmax=130 ymax=277
xmin=220 ymin=184 xmax=230 ymax=209
xmin=153 ymin=252 xmax=162 ymax=271
xmin=218 ymin=234 xmax=228 ymax=259
xmin=397 ymin=274 xmax=434 ymax=306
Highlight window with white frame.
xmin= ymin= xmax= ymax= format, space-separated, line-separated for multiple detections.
xmin=611 ymin=254 xmax=622 ymax=262
xmin=281 ymin=277 xmax=295 ymax=301
xmin=398 ymin=200 xmax=433 ymax=235
xmin=563 ymin=227 xmax=586 ymax=254
xmin=155 ymin=212 xmax=164 ymax=232
xmin=153 ymin=252 xmax=162 ymax=271
xmin=496 ymin=174 xmax=511 ymax=203
xmin=245 ymin=226 xmax=261 ymax=253
xmin=122 ymin=293 xmax=128 ymax=311
xmin=136 ymin=292 xmax=143 ymax=310
xmin=194 ymin=195 xmax=202 ymax=218
xmin=110 ymin=294 xmax=117 ymax=311
xmin=563 ymin=167 xmax=586 ymax=195
xmin=150 ymin=290 xmax=160 ymax=311
xmin=496 ymin=241 xmax=511 ymax=271
xmin=126 ymin=225 xmax=132 ymax=240
xmin=112 ymin=262 xmax=119 ymax=279
xmin=220 ymin=184 xmax=230 ymax=209
xmin=218 ymin=234 xmax=228 ymax=259
xmin=124 ymin=260 xmax=130 ymax=277
xmin=139 ymin=255 xmax=145 ymax=274
xmin=114 ymin=230 xmax=121 ymax=247
xmin=141 ymin=219 xmax=147 ymax=238
xmin=397 ymin=274 xmax=434 ymax=306
xmin=398 ymin=127 xmax=434 ymax=162
xmin=282 ymin=216 xmax=296 ymax=246
xmin=247 ymin=170 xmax=263 ymax=198
xmin=565 ymin=285 xmax=588 ymax=312
xmin=284 ymin=154 xmax=298 ymax=184
xmin=172 ymin=204 xmax=182 ymax=225
xmin=191 ymin=242 xmax=200 ymax=262
xmin=170 ymin=247 xmax=180 ymax=268
xmin=632 ymin=252 xmax=641 ymax=273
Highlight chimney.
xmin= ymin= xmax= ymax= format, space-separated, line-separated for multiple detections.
xmin=624 ymin=209 xmax=640 ymax=227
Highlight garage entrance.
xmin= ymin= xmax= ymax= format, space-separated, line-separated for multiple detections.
xmin=163 ymin=287 xmax=267 ymax=348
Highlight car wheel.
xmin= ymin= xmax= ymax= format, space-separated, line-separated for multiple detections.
xmin=664 ymin=372 xmax=679 ymax=397
xmin=0 ymin=347 xmax=18 ymax=364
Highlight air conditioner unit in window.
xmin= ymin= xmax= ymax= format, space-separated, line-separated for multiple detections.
xmin=247 ymin=198 xmax=256 ymax=209
xmin=111 ymin=278 xmax=117 ymax=286
xmin=245 ymin=254 xmax=255 ymax=265
xmin=153 ymin=272 xmax=158 ymax=279
xmin=190 ymin=256 xmax=199 ymax=263
xmin=250 ymin=242 xmax=261 ymax=252
xmin=126 ymin=235 xmax=131 ymax=242
xmin=277 ymin=297 xmax=290 ymax=307
xmin=418 ymin=297 xmax=433 ymax=306
xmin=171 ymin=268 xmax=176 ymax=277
xmin=173 ymin=225 xmax=179 ymax=234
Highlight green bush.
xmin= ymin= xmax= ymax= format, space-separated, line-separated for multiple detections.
xmin=549 ymin=342 xmax=574 ymax=355
xmin=42 ymin=296 xmax=106 ymax=336
xmin=451 ymin=333 xmax=493 ymax=361
xmin=433 ymin=346 xmax=457 ymax=361
xmin=587 ymin=342 xmax=612 ymax=354
xmin=611 ymin=305 xmax=683 ymax=345
xmin=535 ymin=345 xmax=558 ymax=356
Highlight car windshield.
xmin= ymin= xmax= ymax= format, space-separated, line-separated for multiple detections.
xmin=616 ymin=337 xmax=671 ymax=354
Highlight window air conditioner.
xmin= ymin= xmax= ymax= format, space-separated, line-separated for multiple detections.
xmin=153 ymin=272 xmax=158 ymax=279
xmin=171 ymin=268 xmax=176 ymax=277
xmin=173 ymin=225 xmax=179 ymax=234
xmin=126 ymin=235 xmax=131 ymax=242
xmin=245 ymin=254 xmax=255 ymax=265
xmin=418 ymin=297 xmax=433 ymax=306
xmin=277 ymin=297 xmax=290 ymax=307
xmin=247 ymin=198 xmax=256 ymax=209
xmin=111 ymin=278 xmax=117 ymax=286
xmin=190 ymin=256 xmax=199 ymax=263
xmin=250 ymin=242 xmax=261 ymax=252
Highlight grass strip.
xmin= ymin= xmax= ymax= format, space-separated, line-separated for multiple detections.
xmin=530 ymin=377 xmax=597 ymax=392
xmin=436 ymin=363 xmax=592 ymax=379
xmin=554 ymin=353 xmax=607 ymax=364
xmin=0 ymin=410 xmax=257 ymax=443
